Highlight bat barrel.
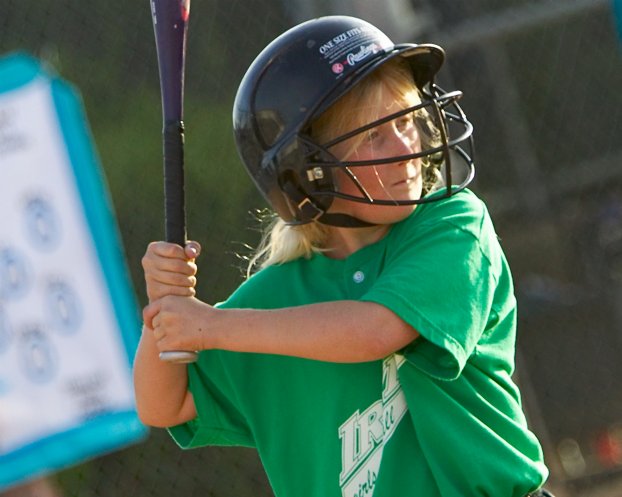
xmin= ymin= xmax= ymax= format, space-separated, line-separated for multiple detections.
xmin=151 ymin=0 xmax=189 ymax=122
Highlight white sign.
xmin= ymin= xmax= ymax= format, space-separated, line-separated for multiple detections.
xmin=0 ymin=53 xmax=147 ymax=490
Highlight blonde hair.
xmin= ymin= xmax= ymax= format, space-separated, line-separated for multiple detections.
xmin=247 ymin=59 xmax=443 ymax=276
xmin=246 ymin=214 xmax=331 ymax=277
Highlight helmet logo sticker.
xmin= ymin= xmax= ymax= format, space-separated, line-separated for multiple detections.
xmin=331 ymin=62 xmax=344 ymax=75
xmin=346 ymin=43 xmax=380 ymax=66
xmin=317 ymin=25 xmax=393 ymax=78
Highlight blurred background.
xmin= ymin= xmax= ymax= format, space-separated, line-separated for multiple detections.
xmin=1 ymin=0 xmax=621 ymax=496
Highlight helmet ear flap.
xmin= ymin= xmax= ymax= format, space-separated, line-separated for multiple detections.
xmin=273 ymin=136 xmax=337 ymax=224
xmin=278 ymin=171 xmax=326 ymax=224
xmin=297 ymin=135 xmax=338 ymax=197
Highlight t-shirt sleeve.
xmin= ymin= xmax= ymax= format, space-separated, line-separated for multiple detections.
xmin=167 ymin=350 xmax=255 ymax=449
xmin=361 ymin=196 xmax=501 ymax=381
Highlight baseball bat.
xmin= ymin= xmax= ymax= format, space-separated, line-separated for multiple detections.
xmin=150 ymin=0 xmax=198 ymax=363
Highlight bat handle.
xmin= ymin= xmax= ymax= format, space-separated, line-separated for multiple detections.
xmin=163 ymin=120 xmax=187 ymax=245
xmin=160 ymin=120 xmax=198 ymax=364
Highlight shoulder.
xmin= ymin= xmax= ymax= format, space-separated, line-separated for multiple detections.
xmin=388 ymin=189 xmax=505 ymax=269
xmin=396 ymin=188 xmax=491 ymax=238
xmin=419 ymin=188 xmax=488 ymax=225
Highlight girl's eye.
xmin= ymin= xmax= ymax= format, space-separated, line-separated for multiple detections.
xmin=396 ymin=115 xmax=414 ymax=132
xmin=365 ymin=129 xmax=380 ymax=143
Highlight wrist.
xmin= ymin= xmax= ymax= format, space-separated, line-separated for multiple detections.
xmin=198 ymin=306 xmax=226 ymax=351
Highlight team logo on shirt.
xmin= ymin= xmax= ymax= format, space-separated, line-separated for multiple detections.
xmin=338 ymin=354 xmax=407 ymax=497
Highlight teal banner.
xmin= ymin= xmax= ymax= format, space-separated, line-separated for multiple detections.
xmin=0 ymin=53 xmax=147 ymax=490
xmin=615 ymin=0 xmax=622 ymax=44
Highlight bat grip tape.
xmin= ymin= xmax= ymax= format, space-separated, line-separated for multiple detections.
xmin=163 ymin=120 xmax=187 ymax=246
xmin=161 ymin=121 xmax=198 ymax=363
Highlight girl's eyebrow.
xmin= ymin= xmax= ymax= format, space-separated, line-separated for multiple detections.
xmin=322 ymin=102 xmax=425 ymax=149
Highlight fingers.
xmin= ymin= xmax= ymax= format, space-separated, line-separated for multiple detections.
xmin=148 ymin=268 xmax=197 ymax=287
xmin=142 ymin=301 xmax=160 ymax=330
xmin=147 ymin=240 xmax=185 ymax=257
xmin=143 ymin=241 xmax=200 ymax=274
xmin=143 ymin=302 xmax=167 ymax=345
xmin=143 ymin=242 xmax=197 ymax=272
xmin=143 ymin=296 xmax=205 ymax=353
xmin=143 ymin=268 xmax=197 ymax=302
xmin=144 ymin=240 xmax=201 ymax=260
xmin=148 ymin=282 xmax=196 ymax=302
xmin=142 ymin=241 xmax=201 ymax=301
xmin=143 ymin=255 xmax=197 ymax=277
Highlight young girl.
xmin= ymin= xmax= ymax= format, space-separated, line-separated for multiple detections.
xmin=134 ymin=15 xmax=552 ymax=497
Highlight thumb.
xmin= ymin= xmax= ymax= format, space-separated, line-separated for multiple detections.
xmin=142 ymin=301 xmax=161 ymax=330
xmin=185 ymin=241 xmax=201 ymax=260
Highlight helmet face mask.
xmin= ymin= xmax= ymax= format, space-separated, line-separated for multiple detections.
xmin=301 ymin=87 xmax=474 ymax=207
xmin=233 ymin=15 xmax=475 ymax=227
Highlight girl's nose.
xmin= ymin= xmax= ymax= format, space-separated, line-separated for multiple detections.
xmin=386 ymin=125 xmax=417 ymax=158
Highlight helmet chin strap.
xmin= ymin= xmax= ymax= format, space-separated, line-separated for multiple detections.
xmin=315 ymin=167 xmax=391 ymax=228
xmin=281 ymin=178 xmax=376 ymax=228
xmin=318 ymin=212 xmax=376 ymax=228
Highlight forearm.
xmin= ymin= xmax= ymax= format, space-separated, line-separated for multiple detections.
xmin=208 ymin=300 xmax=418 ymax=363
xmin=133 ymin=325 xmax=195 ymax=427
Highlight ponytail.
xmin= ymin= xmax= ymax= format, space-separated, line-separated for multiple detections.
xmin=247 ymin=216 xmax=330 ymax=278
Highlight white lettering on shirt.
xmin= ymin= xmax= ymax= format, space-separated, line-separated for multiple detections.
xmin=339 ymin=354 xmax=407 ymax=496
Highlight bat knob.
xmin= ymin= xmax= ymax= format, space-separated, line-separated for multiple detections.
xmin=159 ymin=350 xmax=198 ymax=363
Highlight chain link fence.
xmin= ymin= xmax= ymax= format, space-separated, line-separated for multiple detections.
xmin=1 ymin=0 xmax=621 ymax=496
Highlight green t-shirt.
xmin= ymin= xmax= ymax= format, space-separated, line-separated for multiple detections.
xmin=168 ymin=189 xmax=549 ymax=497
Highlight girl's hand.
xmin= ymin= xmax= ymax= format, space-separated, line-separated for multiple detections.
xmin=143 ymin=295 xmax=216 ymax=353
xmin=142 ymin=241 xmax=201 ymax=302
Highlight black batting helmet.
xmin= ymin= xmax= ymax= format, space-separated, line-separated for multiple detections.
xmin=233 ymin=15 xmax=474 ymax=227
